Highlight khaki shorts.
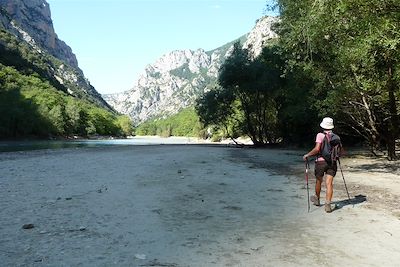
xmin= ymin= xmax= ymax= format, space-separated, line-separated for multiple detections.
xmin=315 ymin=161 xmax=337 ymax=178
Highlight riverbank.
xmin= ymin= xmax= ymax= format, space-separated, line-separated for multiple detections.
xmin=0 ymin=136 xmax=254 ymax=153
xmin=0 ymin=145 xmax=399 ymax=266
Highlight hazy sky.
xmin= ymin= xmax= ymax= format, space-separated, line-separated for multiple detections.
xmin=47 ymin=0 xmax=275 ymax=95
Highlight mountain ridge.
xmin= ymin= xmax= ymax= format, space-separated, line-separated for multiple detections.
xmin=104 ymin=16 xmax=279 ymax=125
xmin=0 ymin=0 xmax=77 ymax=67
xmin=0 ymin=0 xmax=112 ymax=110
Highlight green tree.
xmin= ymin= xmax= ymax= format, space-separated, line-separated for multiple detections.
xmin=136 ymin=108 xmax=203 ymax=137
xmin=195 ymin=85 xmax=243 ymax=141
xmin=135 ymin=123 xmax=157 ymax=136
xmin=116 ymin=115 xmax=134 ymax=136
xmin=275 ymin=0 xmax=400 ymax=159
xmin=65 ymin=99 xmax=89 ymax=136
xmin=87 ymin=107 xmax=119 ymax=136
xmin=0 ymin=64 xmax=52 ymax=137
xmin=48 ymin=104 xmax=67 ymax=135
xmin=200 ymin=41 xmax=284 ymax=145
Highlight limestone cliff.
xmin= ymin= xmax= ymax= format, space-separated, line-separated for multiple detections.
xmin=0 ymin=0 xmax=111 ymax=110
xmin=0 ymin=0 xmax=77 ymax=67
xmin=103 ymin=16 xmax=279 ymax=125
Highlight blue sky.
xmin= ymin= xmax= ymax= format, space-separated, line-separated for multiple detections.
xmin=47 ymin=0 xmax=275 ymax=94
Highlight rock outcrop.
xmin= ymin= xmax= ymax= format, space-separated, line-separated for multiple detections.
xmin=0 ymin=0 xmax=111 ymax=110
xmin=103 ymin=16 xmax=279 ymax=125
xmin=0 ymin=0 xmax=78 ymax=67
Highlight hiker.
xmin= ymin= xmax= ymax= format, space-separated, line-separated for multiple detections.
xmin=302 ymin=117 xmax=338 ymax=213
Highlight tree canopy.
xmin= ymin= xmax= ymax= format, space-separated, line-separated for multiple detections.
xmin=196 ymin=0 xmax=399 ymax=159
xmin=196 ymin=42 xmax=285 ymax=146
xmin=275 ymin=0 xmax=400 ymax=159
xmin=0 ymin=64 xmax=133 ymax=138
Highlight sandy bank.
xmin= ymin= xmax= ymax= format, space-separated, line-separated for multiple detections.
xmin=0 ymin=145 xmax=399 ymax=266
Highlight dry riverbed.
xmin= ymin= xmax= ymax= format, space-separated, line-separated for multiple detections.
xmin=1 ymin=145 xmax=399 ymax=266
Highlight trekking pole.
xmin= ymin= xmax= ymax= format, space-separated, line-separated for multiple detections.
xmin=337 ymin=158 xmax=351 ymax=202
xmin=305 ymin=158 xmax=310 ymax=212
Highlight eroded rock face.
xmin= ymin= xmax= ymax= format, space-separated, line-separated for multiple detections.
xmin=0 ymin=0 xmax=78 ymax=67
xmin=243 ymin=16 xmax=279 ymax=58
xmin=104 ymin=16 xmax=279 ymax=125
xmin=104 ymin=48 xmax=219 ymax=124
xmin=0 ymin=0 xmax=112 ymax=110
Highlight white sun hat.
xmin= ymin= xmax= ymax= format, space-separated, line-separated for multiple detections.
xmin=320 ymin=117 xmax=334 ymax=129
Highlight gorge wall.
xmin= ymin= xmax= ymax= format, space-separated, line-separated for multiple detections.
xmin=0 ymin=0 xmax=111 ymax=110
xmin=103 ymin=16 xmax=279 ymax=125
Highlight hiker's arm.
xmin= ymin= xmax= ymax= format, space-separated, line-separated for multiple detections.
xmin=303 ymin=142 xmax=322 ymax=160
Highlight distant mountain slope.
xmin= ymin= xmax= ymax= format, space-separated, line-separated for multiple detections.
xmin=0 ymin=0 xmax=111 ymax=110
xmin=103 ymin=16 xmax=279 ymax=125
xmin=0 ymin=0 xmax=131 ymax=138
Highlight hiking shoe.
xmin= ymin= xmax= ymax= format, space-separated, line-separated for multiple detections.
xmin=325 ymin=203 xmax=333 ymax=213
xmin=310 ymin=195 xmax=320 ymax=206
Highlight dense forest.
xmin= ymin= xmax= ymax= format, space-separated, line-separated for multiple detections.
xmin=195 ymin=0 xmax=399 ymax=160
xmin=0 ymin=63 xmax=133 ymax=138
xmin=135 ymin=108 xmax=205 ymax=138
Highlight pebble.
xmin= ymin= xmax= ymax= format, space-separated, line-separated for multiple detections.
xmin=22 ymin=224 xmax=34 ymax=229
xmin=134 ymin=254 xmax=146 ymax=260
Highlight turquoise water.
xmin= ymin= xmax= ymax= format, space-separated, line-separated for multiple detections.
xmin=0 ymin=137 xmax=198 ymax=152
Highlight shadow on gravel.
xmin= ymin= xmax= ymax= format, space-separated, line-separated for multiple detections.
xmin=333 ymin=194 xmax=367 ymax=210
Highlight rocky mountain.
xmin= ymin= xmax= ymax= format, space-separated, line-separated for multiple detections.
xmin=103 ymin=16 xmax=279 ymax=125
xmin=0 ymin=0 xmax=111 ymax=110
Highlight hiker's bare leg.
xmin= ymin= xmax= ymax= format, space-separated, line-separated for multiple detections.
xmin=315 ymin=176 xmax=323 ymax=198
xmin=325 ymin=174 xmax=334 ymax=203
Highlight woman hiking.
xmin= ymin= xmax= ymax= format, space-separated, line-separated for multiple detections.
xmin=303 ymin=117 xmax=338 ymax=213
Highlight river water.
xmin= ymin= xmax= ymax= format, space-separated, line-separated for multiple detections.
xmin=0 ymin=136 xmax=202 ymax=152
